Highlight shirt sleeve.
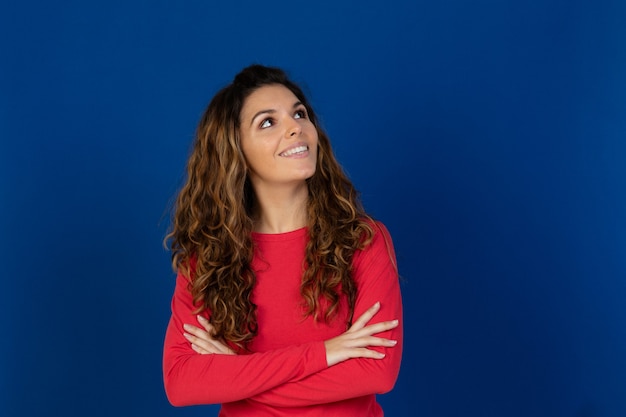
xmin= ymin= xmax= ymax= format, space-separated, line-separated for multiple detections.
xmin=248 ymin=221 xmax=403 ymax=407
xmin=162 ymin=271 xmax=329 ymax=406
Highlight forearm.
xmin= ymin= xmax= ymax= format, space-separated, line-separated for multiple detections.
xmin=250 ymin=323 xmax=402 ymax=407
xmin=163 ymin=324 xmax=327 ymax=406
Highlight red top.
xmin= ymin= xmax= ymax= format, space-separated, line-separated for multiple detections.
xmin=163 ymin=222 xmax=403 ymax=416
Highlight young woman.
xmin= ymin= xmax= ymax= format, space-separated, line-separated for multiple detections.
xmin=163 ymin=64 xmax=403 ymax=416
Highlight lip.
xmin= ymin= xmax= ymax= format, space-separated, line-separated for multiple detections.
xmin=278 ymin=142 xmax=309 ymax=157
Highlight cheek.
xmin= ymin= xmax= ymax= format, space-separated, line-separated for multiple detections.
xmin=241 ymin=136 xmax=263 ymax=163
xmin=309 ymin=127 xmax=320 ymax=147
xmin=310 ymin=130 xmax=320 ymax=156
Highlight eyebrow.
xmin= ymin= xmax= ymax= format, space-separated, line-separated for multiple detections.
xmin=249 ymin=101 xmax=304 ymax=127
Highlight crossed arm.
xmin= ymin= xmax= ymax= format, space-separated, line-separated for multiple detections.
xmin=163 ymin=223 xmax=403 ymax=407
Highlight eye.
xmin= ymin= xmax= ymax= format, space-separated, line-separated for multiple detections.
xmin=294 ymin=108 xmax=308 ymax=119
xmin=260 ymin=118 xmax=273 ymax=128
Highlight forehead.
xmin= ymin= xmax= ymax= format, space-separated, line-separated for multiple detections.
xmin=241 ymin=84 xmax=300 ymax=118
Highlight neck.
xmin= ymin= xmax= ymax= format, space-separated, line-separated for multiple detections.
xmin=251 ymin=182 xmax=309 ymax=234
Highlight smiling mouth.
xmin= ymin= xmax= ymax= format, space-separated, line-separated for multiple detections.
xmin=279 ymin=145 xmax=308 ymax=157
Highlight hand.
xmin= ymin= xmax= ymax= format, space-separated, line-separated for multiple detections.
xmin=183 ymin=316 xmax=236 ymax=355
xmin=324 ymin=301 xmax=399 ymax=367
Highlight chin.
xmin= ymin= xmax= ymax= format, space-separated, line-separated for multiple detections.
xmin=301 ymin=168 xmax=317 ymax=180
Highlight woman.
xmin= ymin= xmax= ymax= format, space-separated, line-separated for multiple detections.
xmin=163 ymin=64 xmax=403 ymax=416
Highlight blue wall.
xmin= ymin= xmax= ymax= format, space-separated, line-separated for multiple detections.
xmin=2 ymin=1 xmax=625 ymax=416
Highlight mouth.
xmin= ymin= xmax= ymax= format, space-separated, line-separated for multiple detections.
xmin=279 ymin=145 xmax=309 ymax=157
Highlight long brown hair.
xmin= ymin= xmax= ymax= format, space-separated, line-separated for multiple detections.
xmin=165 ymin=65 xmax=373 ymax=349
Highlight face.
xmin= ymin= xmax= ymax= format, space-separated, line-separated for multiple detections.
xmin=239 ymin=84 xmax=319 ymax=192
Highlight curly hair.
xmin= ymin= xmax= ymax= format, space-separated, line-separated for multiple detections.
xmin=165 ymin=64 xmax=374 ymax=349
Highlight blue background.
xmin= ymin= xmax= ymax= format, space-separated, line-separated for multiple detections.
xmin=2 ymin=1 xmax=625 ymax=416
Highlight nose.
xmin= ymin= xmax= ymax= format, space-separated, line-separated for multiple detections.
xmin=285 ymin=117 xmax=302 ymax=138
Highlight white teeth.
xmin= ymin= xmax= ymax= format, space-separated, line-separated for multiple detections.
xmin=281 ymin=145 xmax=308 ymax=156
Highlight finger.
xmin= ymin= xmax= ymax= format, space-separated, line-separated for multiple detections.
xmin=190 ymin=343 xmax=210 ymax=355
xmin=183 ymin=324 xmax=221 ymax=351
xmin=191 ymin=319 xmax=233 ymax=353
xmin=345 ymin=336 xmax=398 ymax=349
xmin=351 ymin=319 xmax=399 ymax=339
xmin=183 ymin=323 xmax=236 ymax=355
xmin=206 ymin=336 xmax=236 ymax=355
xmin=352 ymin=347 xmax=386 ymax=360
xmin=184 ymin=332 xmax=223 ymax=354
xmin=349 ymin=302 xmax=381 ymax=331
xmin=183 ymin=323 xmax=207 ymax=337
xmin=197 ymin=315 xmax=214 ymax=333
xmin=196 ymin=317 xmax=232 ymax=353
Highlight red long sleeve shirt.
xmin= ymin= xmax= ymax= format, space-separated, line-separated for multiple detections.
xmin=163 ymin=222 xmax=403 ymax=416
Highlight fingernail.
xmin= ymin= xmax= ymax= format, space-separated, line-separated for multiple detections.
xmin=377 ymin=352 xmax=386 ymax=358
xmin=197 ymin=315 xmax=206 ymax=321
xmin=392 ymin=320 xmax=399 ymax=325
xmin=374 ymin=301 xmax=380 ymax=308
xmin=389 ymin=340 xmax=397 ymax=345
xmin=183 ymin=324 xmax=191 ymax=330
xmin=183 ymin=333 xmax=191 ymax=339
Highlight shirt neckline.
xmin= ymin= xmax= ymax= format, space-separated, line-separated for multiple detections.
xmin=251 ymin=226 xmax=308 ymax=242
